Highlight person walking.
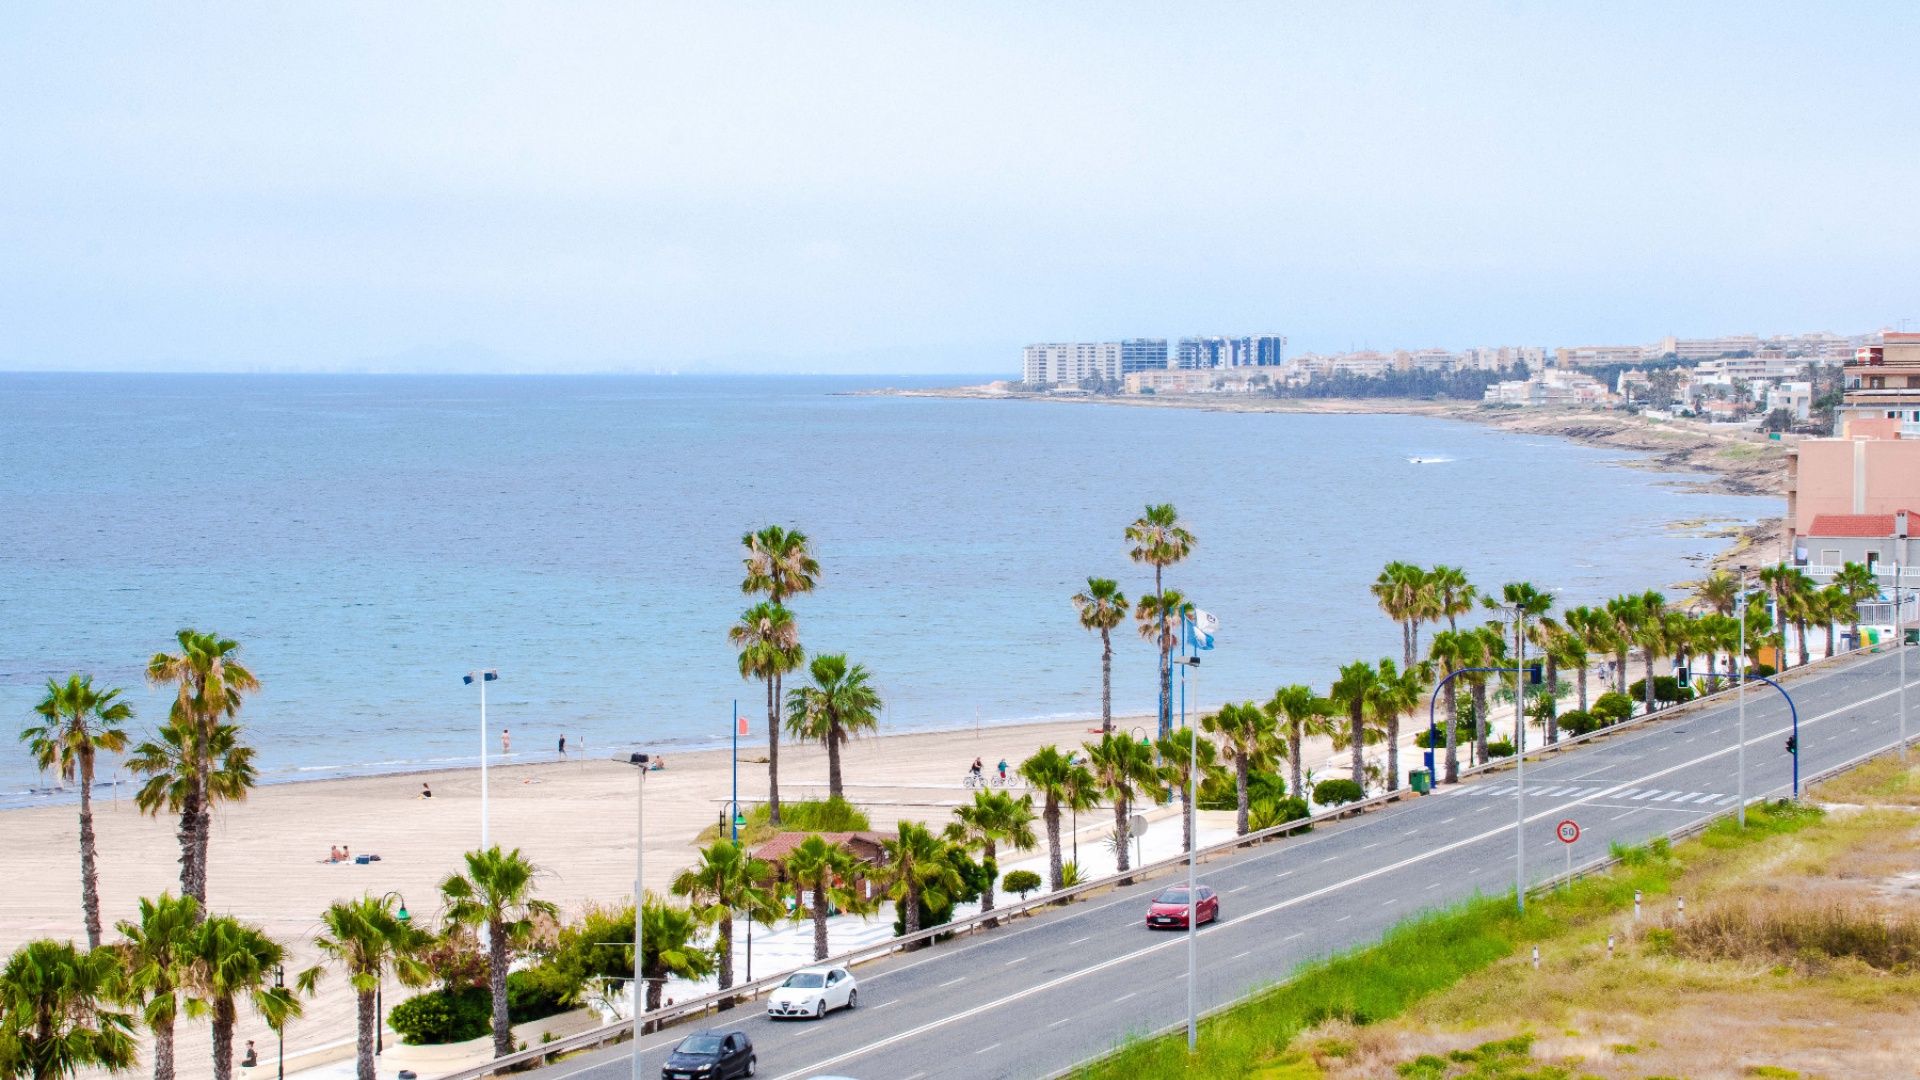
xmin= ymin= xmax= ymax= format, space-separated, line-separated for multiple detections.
xmin=558 ymin=734 xmax=567 ymax=758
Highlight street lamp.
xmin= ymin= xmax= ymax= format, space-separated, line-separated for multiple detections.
xmin=1493 ymin=602 xmax=1529 ymax=915
xmin=1735 ymin=566 xmax=1750 ymax=828
xmin=1897 ymin=512 xmax=1909 ymax=762
xmin=375 ymin=892 xmax=411 ymax=1056
xmin=464 ymin=670 xmax=499 ymax=847
xmin=619 ymin=751 xmax=651 ymax=1080
xmin=1174 ymin=654 xmax=1201 ymax=1053
xmin=274 ymin=964 xmax=285 ymax=1080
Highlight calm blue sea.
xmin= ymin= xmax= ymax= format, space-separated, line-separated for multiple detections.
xmin=0 ymin=374 xmax=1772 ymax=803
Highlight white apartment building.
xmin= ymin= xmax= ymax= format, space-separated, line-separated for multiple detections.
xmin=1767 ymin=381 xmax=1814 ymax=421
xmin=1023 ymin=342 xmax=1123 ymax=386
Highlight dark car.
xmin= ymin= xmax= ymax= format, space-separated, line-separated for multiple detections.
xmin=1145 ymin=884 xmax=1218 ymax=929
xmin=661 ymin=1029 xmax=756 ymax=1079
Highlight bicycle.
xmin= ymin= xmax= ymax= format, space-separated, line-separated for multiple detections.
xmin=989 ymin=773 xmax=1017 ymax=789
xmin=963 ymin=772 xmax=988 ymax=789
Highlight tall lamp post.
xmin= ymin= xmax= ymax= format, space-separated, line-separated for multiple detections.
xmin=1495 ymin=602 xmax=1529 ymax=914
xmin=274 ymin=964 xmax=285 ymax=1080
xmin=374 ymin=893 xmax=411 ymax=1056
xmin=621 ymin=752 xmax=651 ymax=1080
xmin=1735 ymin=566 xmax=1750 ymax=828
xmin=1897 ymin=511 xmax=1909 ymax=762
xmin=1175 ymin=653 xmax=1201 ymax=1053
xmin=464 ymin=670 xmax=499 ymax=847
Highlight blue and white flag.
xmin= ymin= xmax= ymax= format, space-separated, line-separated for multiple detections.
xmin=1185 ymin=609 xmax=1218 ymax=651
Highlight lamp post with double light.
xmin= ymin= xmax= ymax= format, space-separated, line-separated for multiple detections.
xmin=464 ymin=670 xmax=499 ymax=847
xmin=620 ymin=752 xmax=650 ymax=1080
xmin=374 ymin=892 xmax=410 ymax=1056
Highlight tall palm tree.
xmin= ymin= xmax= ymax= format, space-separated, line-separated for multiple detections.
xmin=1631 ymin=591 xmax=1670 ymax=714
xmin=0 ymin=940 xmax=137 ymax=1080
xmin=1691 ymin=612 xmax=1738 ymax=691
xmin=1371 ymin=562 xmax=1429 ymax=669
xmin=141 ymin=630 xmax=259 ymax=905
xmin=1071 ymin=579 xmax=1129 ymax=733
xmin=1132 ymin=586 xmax=1193 ymax=744
xmin=780 ymin=837 xmax=869 ymax=962
xmin=127 ymin=720 xmax=255 ymax=911
xmin=740 ymin=526 xmax=820 ymax=605
xmin=1154 ymin=730 xmax=1220 ymax=852
xmin=1468 ymin=625 xmax=1508 ymax=762
xmin=1264 ymin=685 xmax=1334 ymax=798
xmin=1428 ymin=565 xmax=1478 ymax=634
xmin=950 ymin=791 xmax=1038 ymax=920
xmin=22 ymin=676 xmax=131 ymax=948
xmin=1327 ymin=660 xmax=1381 ymax=788
xmin=1833 ymin=561 xmax=1879 ymax=652
xmin=1604 ymin=594 xmax=1642 ymax=694
xmin=1817 ymin=585 xmax=1847 ymax=660
xmin=1084 ymin=732 xmax=1158 ymax=874
xmin=637 ymin=895 xmax=715 ymax=1012
xmin=1529 ymin=618 xmax=1579 ymax=744
xmin=439 ymin=847 xmax=557 ymax=1058
xmin=670 ymin=839 xmax=777 ymax=992
xmin=309 ymin=895 xmax=431 ymax=1080
xmin=783 ymin=654 xmax=882 ymax=800
xmin=1778 ymin=569 xmax=1818 ymax=667
xmin=1365 ymin=660 xmax=1425 ymax=792
xmin=1694 ymin=569 xmax=1739 ymax=617
xmin=1017 ymin=746 xmax=1095 ymax=892
xmin=877 ymin=822 xmax=962 ymax=940
xmin=1126 ymin=504 xmax=1196 ymax=740
xmin=728 ymin=602 xmax=803 ymax=825
xmin=112 ymin=893 xmax=200 ymax=1080
xmin=1560 ymin=606 xmax=1614 ymax=712
xmin=1424 ymin=633 xmax=1471 ymax=782
xmin=1202 ymin=701 xmax=1273 ymax=835
xmin=179 ymin=917 xmax=301 ymax=1080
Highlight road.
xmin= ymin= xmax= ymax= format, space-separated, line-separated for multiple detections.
xmin=529 ymin=646 xmax=1916 ymax=1080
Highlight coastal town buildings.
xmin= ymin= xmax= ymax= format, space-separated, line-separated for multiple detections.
xmin=1785 ymin=427 xmax=1920 ymax=564
xmin=1483 ymin=369 xmax=1614 ymax=407
xmin=1836 ymin=332 xmax=1920 ymax=435
xmin=1552 ymin=330 xmax=1879 ymax=368
xmin=1022 ymin=342 xmax=1122 ymax=385
xmin=1120 ymin=338 xmax=1169 ymax=376
xmin=1176 ymin=335 xmax=1286 ymax=369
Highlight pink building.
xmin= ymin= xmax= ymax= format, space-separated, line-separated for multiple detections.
xmin=1786 ymin=435 xmax=1920 ymax=562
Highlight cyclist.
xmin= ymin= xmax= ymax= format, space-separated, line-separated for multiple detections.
xmin=996 ymin=759 xmax=1009 ymax=783
xmin=969 ymin=757 xmax=984 ymax=785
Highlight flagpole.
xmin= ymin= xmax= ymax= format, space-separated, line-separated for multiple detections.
xmin=731 ymin=700 xmax=739 ymax=843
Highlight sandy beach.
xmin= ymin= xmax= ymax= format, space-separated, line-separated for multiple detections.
xmin=11 ymin=710 xmax=1356 ymax=1080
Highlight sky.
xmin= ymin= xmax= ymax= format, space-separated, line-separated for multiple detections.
xmin=1 ymin=3 xmax=1916 ymax=375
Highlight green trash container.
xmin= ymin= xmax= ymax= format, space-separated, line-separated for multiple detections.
xmin=1410 ymin=769 xmax=1432 ymax=794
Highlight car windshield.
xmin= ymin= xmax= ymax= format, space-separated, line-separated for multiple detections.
xmin=783 ymin=973 xmax=826 ymax=989
xmin=674 ymin=1036 xmax=725 ymax=1055
xmin=1155 ymin=889 xmax=1192 ymax=904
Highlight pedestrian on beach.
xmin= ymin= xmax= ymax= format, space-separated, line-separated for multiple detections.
xmin=502 ymin=727 xmax=511 ymax=754
xmin=558 ymin=734 xmax=567 ymax=758
xmin=420 ymin=782 xmax=433 ymax=799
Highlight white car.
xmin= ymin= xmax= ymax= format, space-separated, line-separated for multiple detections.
xmin=766 ymin=966 xmax=857 ymax=1019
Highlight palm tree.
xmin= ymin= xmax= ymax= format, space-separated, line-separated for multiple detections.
xmin=1561 ymin=606 xmax=1614 ymax=712
xmin=877 ymin=822 xmax=962 ymax=940
xmin=1327 ymin=660 xmax=1381 ymax=788
xmin=1264 ymin=685 xmax=1334 ymax=798
xmin=950 ymin=791 xmax=1038 ymax=921
xmin=1468 ymin=625 xmax=1508 ymax=763
xmin=1778 ymin=569 xmax=1818 ymax=667
xmin=1691 ymin=613 xmax=1739 ymax=692
xmin=1071 ymin=579 xmax=1129 ymax=733
xmin=1132 ymin=586 xmax=1192 ymax=743
xmin=439 ymin=846 xmax=557 ymax=1058
xmin=309 ymin=895 xmax=431 ymax=1080
xmin=1630 ymin=591 xmax=1670 ymax=714
xmin=1694 ymin=570 xmax=1739 ymax=617
xmin=140 ymin=630 xmax=259 ymax=905
xmin=1818 ymin=585 xmax=1847 ymax=660
xmin=1424 ymin=633 xmax=1472 ymax=782
xmin=740 ymin=526 xmax=820 ymax=605
xmin=112 ymin=893 xmax=200 ymax=1080
xmin=1428 ymin=566 xmax=1478 ymax=634
xmin=1604 ymin=594 xmax=1641 ymax=694
xmin=728 ymin=602 xmax=803 ymax=825
xmin=1084 ymin=733 xmax=1158 ymax=874
xmin=0 ymin=940 xmax=137 ymax=1080
xmin=178 ymin=917 xmax=301 ymax=1080
xmin=784 ymin=654 xmax=882 ymax=800
xmin=1367 ymin=660 xmax=1426 ymax=791
xmin=21 ymin=676 xmax=131 ymax=948
xmin=1017 ymin=746 xmax=1095 ymax=892
xmin=1203 ymin=702 xmax=1273 ymax=835
xmin=1833 ymin=561 xmax=1879 ymax=652
xmin=1371 ymin=562 xmax=1429 ymax=669
xmin=670 ymin=839 xmax=777 ymax=991
xmin=126 ymin=720 xmax=255 ymax=912
xmin=1529 ymin=618 xmax=1581 ymax=744
xmin=1154 ymin=730 xmax=1220 ymax=851
xmin=780 ymin=837 xmax=869 ymax=961
xmin=637 ymin=895 xmax=715 ymax=1013
xmin=1126 ymin=504 xmax=1196 ymax=740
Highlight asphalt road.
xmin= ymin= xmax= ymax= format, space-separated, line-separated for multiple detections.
xmin=531 ymin=646 xmax=1917 ymax=1080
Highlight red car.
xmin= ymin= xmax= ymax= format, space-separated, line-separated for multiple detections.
xmin=1145 ymin=884 xmax=1218 ymax=929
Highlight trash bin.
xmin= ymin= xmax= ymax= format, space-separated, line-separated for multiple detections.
xmin=1409 ymin=769 xmax=1432 ymax=794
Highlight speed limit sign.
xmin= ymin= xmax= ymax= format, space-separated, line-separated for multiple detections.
xmin=1556 ymin=820 xmax=1580 ymax=844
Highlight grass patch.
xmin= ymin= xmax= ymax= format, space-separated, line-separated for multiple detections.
xmin=1809 ymin=753 xmax=1920 ymax=806
xmin=1069 ymin=800 xmax=1823 ymax=1080
xmin=694 ymin=797 xmax=870 ymax=846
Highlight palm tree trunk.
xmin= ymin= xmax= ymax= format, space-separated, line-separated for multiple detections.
xmin=1349 ymin=702 xmax=1365 ymax=786
xmin=354 ymin=988 xmax=376 ymax=1080
xmin=78 ymin=759 xmax=102 ymax=949
xmin=1385 ymin=712 xmax=1400 ymax=791
xmin=645 ymin=963 xmax=664 ymax=1012
xmin=1472 ymin=682 xmax=1489 ymax=765
xmin=1113 ymin=796 xmax=1131 ymax=873
xmin=193 ymin=802 xmax=211 ymax=904
xmin=489 ymin=920 xmax=512 ymax=1058
xmin=1287 ymin=725 xmax=1303 ymax=801
xmin=1235 ymin=754 xmax=1250 ymax=836
xmin=1180 ymin=779 xmax=1193 ymax=853
xmin=1577 ymin=663 xmax=1589 ymax=713
xmin=1615 ymin=646 xmax=1629 ymax=694
xmin=1797 ymin=620 xmax=1811 ymax=667
xmin=903 ymin=882 xmax=921 ymax=936
xmin=1156 ymin=567 xmax=1170 ymax=739
xmin=1403 ymin=620 xmax=1414 ymax=670
xmin=765 ymin=676 xmax=781 ymax=826
xmin=981 ymin=840 xmax=998 ymax=917
xmin=1825 ymin=620 xmax=1836 ymax=660
xmin=1641 ymin=646 xmax=1658 ymax=714
xmin=1044 ymin=798 xmax=1063 ymax=892
xmin=826 ymin=721 xmax=844 ymax=802
xmin=715 ymin=912 xmax=734 ymax=991
xmin=811 ymin=886 xmax=830 ymax=961
xmin=1410 ymin=620 xmax=1421 ymax=670
xmin=153 ymin=1012 xmax=175 ymax=1080
xmin=211 ymin=996 xmax=235 ymax=1080
xmin=1442 ymin=678 xmax=1459 ymax=783
xmin=176 ymin=787 xmax=204 ymax=905
xmin=1100 ymin=630 xmax=1113 ymax=733
xmin=1544 ymin=656 xmax=1559 ymax=744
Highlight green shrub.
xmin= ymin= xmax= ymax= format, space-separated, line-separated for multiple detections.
xmin=1003 ymin=870 xmax=1042 ymax=899
xmin=1590 ymin=691 xmax=1635 ymax=726
xmin=1312 ymin=778 xmax=1365 ymax=807
xmin=1558 ymin=709 xmax=1598 ymax=736
xmin=1198 ymin=769 xmax=1286 ymax=810
xmin=1249 ymin=796 xmax=1311 ymax=831
xmin=1060 ymin=862 xmax=1082 ymax=887
xmin=389 ymin=987 xmax=491 ymax=1045
xmin=505 ymin=969 xmax=570 ymax=1025
xmin=744 ymin=797 xmax=870 ymax=834
xmin=1628 ymin=676 xmax=1695 ymax=707
xmin=1485 ymin=738 xmax=1515 ymax=759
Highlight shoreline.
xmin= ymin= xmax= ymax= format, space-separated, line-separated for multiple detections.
xmin=873 ymin=385 xmax=1788 ymax=573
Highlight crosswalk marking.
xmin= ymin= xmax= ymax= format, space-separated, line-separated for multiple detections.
xmin=1634 ymin=790 xmax=1659 ymax=799
xmin=1652 ymin=791 xmax=1679 ymax=801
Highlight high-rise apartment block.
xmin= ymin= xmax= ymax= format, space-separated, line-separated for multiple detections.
xmin=1176 ymin=335 xmax=1285 ymax=369
xmin=1022 ymin=342 xmax=1122 ymax=386
xmin=1836 ymin=332 xmax=1920 ymax=435
xmin=1121 ymin=339 xmax=1170 ymax=375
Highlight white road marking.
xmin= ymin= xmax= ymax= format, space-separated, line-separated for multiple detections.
xmin=1633 ymin=790 xmax=1659 ymax=800
xmin=1115 ymin=992 xmax=1136 ymax=1003
xmin=1048 ymin=1018 xmax=1071 ymax=1028
xmin=870 ymin=1000 xmax=897 ymax=1010
xmin=1229 ymin=885 xmax=1248 ymax=893
xmin=1336 ymin=915 xmax=1352 ymax=922
xmin=1005 ymin=956 xmax=1026 ymax=966
xmin=1067 ymin=936 xmax=1091 ymax=946
xmin=938 ymin=977 xmax=966 ymax=987
xmin=975 ymin=1043 xmax=1000 ymax=1055
xmin=1233 ymin=950 xmax=1251 ymax=959
xmin=1284 ymin=932 xmax=1304 ymax=941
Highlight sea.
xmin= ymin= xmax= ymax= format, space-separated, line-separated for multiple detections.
xmin=0 ymin=374 xmax=1774 ymax=805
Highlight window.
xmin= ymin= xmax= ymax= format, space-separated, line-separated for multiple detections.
xmin=1821 ymin=549 xmax=1842 ymax=566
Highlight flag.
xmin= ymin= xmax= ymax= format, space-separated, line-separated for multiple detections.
xmin=1185 ymin=609 xmax=1218 ymax=651
xmin=737 ymin=714 xmax=750 ymax=737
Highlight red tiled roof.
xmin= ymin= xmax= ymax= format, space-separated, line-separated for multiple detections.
xmin=1805 ymin=511 xmax=1920 ymax=538
xmin=750 ymin=831 xmax=887 ymax=864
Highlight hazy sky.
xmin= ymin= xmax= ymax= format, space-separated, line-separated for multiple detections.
xmin=3 ymin=3 xmax=1915 ymax=374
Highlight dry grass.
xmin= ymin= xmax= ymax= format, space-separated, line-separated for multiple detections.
xmin=1812 ymin=754 xmax=1920 ymax=808
xmin=1662 ymin=895 xmax=1920 ymax=971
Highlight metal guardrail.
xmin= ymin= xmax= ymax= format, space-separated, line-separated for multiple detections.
xmin=435 ymin=644 xmax=1891 ymax=1080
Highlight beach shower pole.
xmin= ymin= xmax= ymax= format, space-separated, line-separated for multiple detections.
xmin=464 ymin=670 xmax=498 ymax=848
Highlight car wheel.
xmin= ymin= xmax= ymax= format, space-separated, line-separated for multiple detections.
xmin=815 ymin=999 xmax=826 ymax=1019
xmin=744 ymin=1055 xmax=756 ymax=1077
xmin=846 ymin=989 xmax=858 ymax=1010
